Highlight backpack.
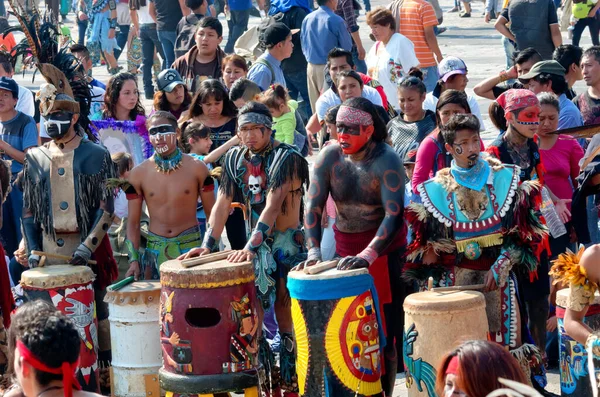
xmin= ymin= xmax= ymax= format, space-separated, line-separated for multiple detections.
xmin=573 ymin=0 xmax=593 ymax=19
xmin=254 ymin=57 xmax=276 ymax=86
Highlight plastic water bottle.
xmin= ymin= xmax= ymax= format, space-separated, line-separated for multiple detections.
xmin=540 ymin=187 xmax=567 ymax=238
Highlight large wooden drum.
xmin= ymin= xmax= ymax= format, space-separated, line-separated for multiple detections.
xmin=158 ymin=257 xmax=261 ymax=395
xmin=288 ymin=268 xmax=384 ymax=397
xmin=21 ymin=265 xmax=99 ymax=392
xmin=403 ymin=290 xmax=488 ymax=397
xmin=556 ymin=288 xmax=600 ymax=396
xmin=105 ymin=281 xmax=162 ymax=397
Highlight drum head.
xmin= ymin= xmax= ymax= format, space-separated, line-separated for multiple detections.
xmin=288 ymin=267 xmax=368 ymax=280
xmin=160 ymin=258 xmax=255 ymax=289
xmin=21 ymin=265 xmax=95 ymax=289
xmin=403 ymin=290 xmax=486 ymax=314
xmin=105 ymin=280 xmax=161 ymax=305
xmin=556 ymin=287 xmax=600 ymax=308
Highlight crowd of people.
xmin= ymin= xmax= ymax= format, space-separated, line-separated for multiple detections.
xmin=0 ymin=0 xmax=600 ymax=395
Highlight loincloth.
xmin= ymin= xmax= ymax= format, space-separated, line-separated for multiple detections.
xmin=142 ymin=226 xmax=202 ymax=280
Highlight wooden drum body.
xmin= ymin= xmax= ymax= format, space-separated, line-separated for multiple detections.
xmin=158 ymin=258 xmax=261 ymax=394
xmin=403 ymin=290 xmax=489 ymax=397
xmin=288 ymin=268 xmax=383 ymax=397
xmin=21 ymin=265 xmax=99 ymax=392
xmin=105 ymin=281 xmax=162 ymax=397
xmin=556 ymin=288 xmax=600 ymax=396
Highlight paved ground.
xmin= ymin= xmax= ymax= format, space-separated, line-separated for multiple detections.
xmin=5 ymin=0 xmax=587 ymax=393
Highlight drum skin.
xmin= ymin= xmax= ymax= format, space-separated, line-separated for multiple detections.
xmin=556 ymin=289 xmax=600 ymax=396
xmin=158 ymin=259 xmax=261 ymax=394
xmin=21 ymin=265 xmax=99 ymax=393
xmin=288 ymin=268 xmax=383 ymax=397
xmin=403 ymin=290 xmax=489 ymax=397
xmin=105 ymin=281 xmax=162 ymax=397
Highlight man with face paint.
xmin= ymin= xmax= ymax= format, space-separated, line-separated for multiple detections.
xmin=181 ymin=101 xmax=309 ymax=396
xmin=123 ymin=111 xmax=215 ymax=281
xmin=20 ymin=59 xmax=117 ymax=391
xmin=295 ymin=97 xmax=406 ymax=396
xmin=487 ymin=89 xmax=561 ymax=358
xmin=404 ymin=113 xmax=548 ymax=388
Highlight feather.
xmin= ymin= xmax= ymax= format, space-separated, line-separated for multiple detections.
xmin=552 ymin=123 xmax=600 ymax=139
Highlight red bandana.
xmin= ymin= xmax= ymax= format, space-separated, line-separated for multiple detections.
xmin=446 ymin=355 xmax=460 ymax=375
xmin=496 ymin=89 xmax=539 ymax=113
xmin=17 ymin=340 xmax=81 ymax=397
xmin=337 ymin=105 xmax=374 ymax=126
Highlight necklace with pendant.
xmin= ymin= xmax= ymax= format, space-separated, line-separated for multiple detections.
xmin=154 ymin=148 xmax=183 ymax=174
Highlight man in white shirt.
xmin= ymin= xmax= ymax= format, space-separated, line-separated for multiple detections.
xmin=0 ymin=52 xmax=34 ymax=117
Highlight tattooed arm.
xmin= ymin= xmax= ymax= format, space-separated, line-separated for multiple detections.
xmin=297 ymin=146 xmax=336 ymax=269
xmin=338 ymin=146 xmax=406 ymax=270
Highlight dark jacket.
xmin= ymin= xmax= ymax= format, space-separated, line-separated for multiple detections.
xmin=175 ymin=13 xmax=204 ymax=59
xmin=172 ymin=45 xmax=226 ymax=92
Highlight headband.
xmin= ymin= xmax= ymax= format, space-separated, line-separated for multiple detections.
xmin=496 ymin=89 xmax=539 ymax=114
xmin=336 ymin=105 xmax=373 ymax=126
xmin=446 ymin=355 xmax=460 ymax=376
xmin=17 ymin=340 xmax=81 ymax=397
xmin=238 ymin=112 xmax=272 ymax=130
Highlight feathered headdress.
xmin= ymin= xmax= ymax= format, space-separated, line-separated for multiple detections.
xmin=6 ymin=0 xmax=94 ymax=139
xmin=549 ymin=245 xmax=595 ymax=288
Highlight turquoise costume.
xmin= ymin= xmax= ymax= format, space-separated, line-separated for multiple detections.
xmin=404 ymin=155 xmax=548 ymax=385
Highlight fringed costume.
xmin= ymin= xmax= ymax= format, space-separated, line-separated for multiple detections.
xmin=550 ymin=247 xmax=600 ymax=396
xmin=219 ymin=141 xmax=309 ymax=395
xmin=0 ymin=159 xmax=14 ymax=389
xmin=404 ymin=155 xmax=548 ymax=385
xmin=11 ymin=7 xmax=118 ymax=391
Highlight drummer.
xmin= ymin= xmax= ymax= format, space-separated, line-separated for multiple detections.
xmin=181 ymin=101 xmax=309 ymax=395
xmin=123 ymin=111 xmax=215 ymax=280
xmin=551 ymin=245 xmax=600 ymax=393
xmin=298 ymin=97 xmax=407 ymax=396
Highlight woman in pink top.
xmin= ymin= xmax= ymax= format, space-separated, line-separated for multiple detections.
xmin=537 ymin=93 xmax=583 ymax=257
xmin=412 ymin=89 xmax=484 ymax=193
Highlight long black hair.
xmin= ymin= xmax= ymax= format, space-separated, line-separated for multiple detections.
xmin=187 ymin=79 xmax=238 ymax=119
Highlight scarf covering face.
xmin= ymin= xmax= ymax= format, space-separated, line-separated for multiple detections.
xmin=450 ymin=156 xmax=491 ymax=191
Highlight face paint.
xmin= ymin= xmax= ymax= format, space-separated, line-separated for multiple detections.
xmin=149 ymin=123 xmax=177 ymax=155
xmin=44 ymin=111 xmax=74 ymax=139
xmin=515 ymin=106 xmax=540 ymax=126
xmin=337 ymin=123 xmax=371 ymax=154
xmin=454 ymin=144 xmax=463 ymax=155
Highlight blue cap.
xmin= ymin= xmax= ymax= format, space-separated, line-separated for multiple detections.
xmin=0 ymin=77 xmax=18 ymax=99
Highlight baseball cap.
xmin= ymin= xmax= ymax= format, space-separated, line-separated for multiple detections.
xmin=518 ymin=60 xmax=566 ymax=82
xmin=157 ymin=69 xmax=185 ymax=93
xmin=262 ymin=22 xmax=299 ymax=47
xmin=0 ymin=77 xmax=18 ymax=99
xmin=438 ymin=56 xmax=468 ymax=82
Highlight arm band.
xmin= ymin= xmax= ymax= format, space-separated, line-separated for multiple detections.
xmin=125 ymin=239 xmax=140 ymax=263
xmin=357 ymin=247 xmax=378 ymax=266
xmin=244 ymin=222 xmax=270 ymax=254
xmin=22 ymin=216 xmax=42 ymax=254
xmin=201 ymin=227 xmax=218 ymax=252
xmin=109 ymin=18 xmax=118 ymax=28
xmin=82 ymin=209 xmax=114 ymax=253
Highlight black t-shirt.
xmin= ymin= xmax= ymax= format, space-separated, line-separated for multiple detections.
xmin=209 ymin=117 xmax=238 ymax=153
xmin=150 ymin=0 xmax=183 ymax=31
xmin=573 ymin=90 xmax=600 ymax=125
xmin=492 ymin=81 xmax=524 ymax=99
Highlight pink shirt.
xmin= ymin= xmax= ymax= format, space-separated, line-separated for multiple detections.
xmin=539 ymin=136 xmax=584 ymax=209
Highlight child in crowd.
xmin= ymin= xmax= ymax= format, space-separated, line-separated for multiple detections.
xmin=180 ymin=121 xmax=239 ymax=234
xmin=229 ymin=78 xmax=262 ymax=108
xmin=260 ymin=84 xmax=306 ymax=152
xmin=111 ymin=152 xmax=133 ymax=225
xmin=321 ymin=105 xmax=340 ymax=261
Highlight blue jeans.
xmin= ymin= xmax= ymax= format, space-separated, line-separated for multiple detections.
xmin=421 ymin=65 xmax=439 ymax=93
xmin=0 ymin=1 xmax=6 ymax=17
xmin=586 ymin=195 xmax=600 ymax=246
xmin=140 ymin=24 xmax=166 ymax=96
xmin=225 ymin=9 xmax=250 ymax=54
xmin=157 ymin=29 xmax=178 ymax=68
xmin=361 ymin=0 xmax=371 ymax=12
xmin=284 ymin=68 xmax=311 ymax=122
xmin=0 ymin=179 xmax=23 ymax=257
xmin=114 ymin=24 xmax=130 ymax=60
xmin=351 ymin=44 xmax=367 ymax=74
xmin=77 ymin=18 xmax=88 ymax=45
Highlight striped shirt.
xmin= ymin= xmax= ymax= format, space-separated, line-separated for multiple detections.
xmin=397 ymin=0 xmax=438 ymax=68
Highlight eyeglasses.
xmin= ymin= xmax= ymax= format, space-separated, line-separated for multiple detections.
xmin=238 ymin=126 xmax=266 ymax=134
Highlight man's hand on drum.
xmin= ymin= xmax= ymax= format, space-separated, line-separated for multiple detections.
xmin=125 ymin=261 xmax=141 ymax=281
xmin=337 ymin=256 xmax=369 ymax=270
xmin=177 ymin=247 xmax=210 ymax=260
xmin=293 ymin=258 xmax=320 ymax=271
xmin=70 ymin=244 xmax=92 ymax=266
xmin=14 ymin=244 xmax=28 ymax=267
xmin=483 ymin=270 xmax=498 ymax=292
xmin=228 ymin=249 xmax=256 ymax=263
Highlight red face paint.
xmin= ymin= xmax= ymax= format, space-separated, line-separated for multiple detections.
xmin=515 ymin=105 xmax=541 ymax=125
xmin=337 ymin=123 xmax=372 ymax=154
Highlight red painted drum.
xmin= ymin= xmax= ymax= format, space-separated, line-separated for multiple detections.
xmin=158 ymin=257 xmax=262 ymax=394
xmin=21 ymin=265 xmax=99 ymax=392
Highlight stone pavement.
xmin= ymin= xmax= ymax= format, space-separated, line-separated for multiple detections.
xmin=5 ymin=0 xmax=583 ymax=393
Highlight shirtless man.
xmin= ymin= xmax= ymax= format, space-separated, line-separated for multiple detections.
xmin=124 ymin=111 xmax=215 ymax=280
xmin=182 ymin=101 xmax=309 ymax=395
xmin=298 ymin=97 xmax=406 ymax=396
